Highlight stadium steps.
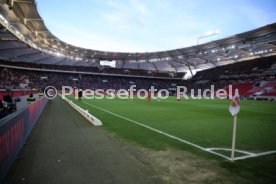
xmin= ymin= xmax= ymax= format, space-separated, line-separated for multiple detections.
xmin=222 ymin=82 xmax=254 ymax=96
xmin=260 ymin=90 xmax=276 ymax=96
xmin=4 ymin=96 xmax=162 ymax=184
xmin=242 ymin=81 xmax=276 ymax=96
xmin=234 ymin=82 xmax=255 ymax=96
xmin=222 ymin=81 xmax=276 ymax=97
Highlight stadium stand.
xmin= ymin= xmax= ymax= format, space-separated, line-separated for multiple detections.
xmin=0 ymin=64 xmax=185 ymax=90
xmin=0 ymin=1 xmax=276 ymax=183
xmin=0 ymin=56 xmax=275 ymax=99
xmin=190 ymin=56 xmax=276 ymax=98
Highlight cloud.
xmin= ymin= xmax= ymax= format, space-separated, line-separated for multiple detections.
xmin=103 ymin=0 xmax=149 ymax=30
xmin=130 ymin=0 xmax=148 ymax=16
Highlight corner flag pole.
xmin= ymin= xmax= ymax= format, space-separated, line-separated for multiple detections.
xmin=229 ymin=89 xmax=240 ymax=161
xmin=231 ymin=115 xmax=238 ymax=161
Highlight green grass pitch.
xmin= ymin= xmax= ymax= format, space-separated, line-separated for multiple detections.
xmin=68 ymin=96 xmax=276 ymax=154
xmin=66 ymin=95 xmax=276 ymax=182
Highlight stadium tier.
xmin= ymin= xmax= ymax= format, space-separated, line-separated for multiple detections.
xmin=1 ymin=1 xmax=276 ymax=184
xmin=1 ymin=55 xmax=276 ymax=99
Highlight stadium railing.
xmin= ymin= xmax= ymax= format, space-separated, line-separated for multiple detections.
xmin=0 ymin=97 xmax=48 ymax=182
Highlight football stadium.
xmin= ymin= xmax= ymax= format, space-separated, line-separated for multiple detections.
xmin=0 ymin=0 xmax=276 ymax=183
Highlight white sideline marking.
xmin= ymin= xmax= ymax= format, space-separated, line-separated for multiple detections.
xmin=203 ymin=149 xmax=232 ymax=161
xmin=234 ymin=150 xmax=276 ymax=161
xmin=206 ymin=148 xmax=276 ymax=161
xmin=206 ymin=148 xmax=255 ymax=155
xmin=82 ymin=101 xmax=232 ymax=160
xmin=80 ymin=100 xmax=276 ymax=161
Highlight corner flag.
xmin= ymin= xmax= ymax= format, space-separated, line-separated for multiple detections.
xmin=229 ymin=89 xmax=240 ymax=161
xmin=229 ymin=89 xmax=240 ymax=116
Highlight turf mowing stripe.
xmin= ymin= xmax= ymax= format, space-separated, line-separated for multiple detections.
xmin=82 ymin=101 xmax=233 ymax=161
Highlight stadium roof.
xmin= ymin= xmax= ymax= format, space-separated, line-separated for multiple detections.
xmin=0 ymin=0 xmax=276 ymax=73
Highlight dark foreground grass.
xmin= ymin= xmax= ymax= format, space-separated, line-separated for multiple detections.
xmin=68 ymin=96 xmax=276 ymax=183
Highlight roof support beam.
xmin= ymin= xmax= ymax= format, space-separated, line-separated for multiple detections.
xmin=6 ymin=21 xmax=21 ymax=25
xmin=33 ymin=30 xmax=49 ymax=37
xmin=151 ymin=62 xmax=159 ymax=72
xmin=186 ymin=64 xmax=194 ymax=77
xmin=23 ymin=18 xmax=43 ymax=24
xmin=7 ymin=0 xmax=34 ymax=9
xmin=13 ymin=0 xmax=34 ymax=4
